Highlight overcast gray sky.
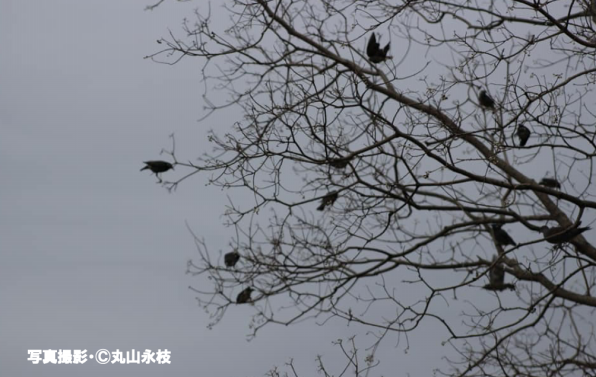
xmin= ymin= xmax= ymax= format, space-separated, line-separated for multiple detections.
xmin=0 ymin=1 xmax=452 ymax=376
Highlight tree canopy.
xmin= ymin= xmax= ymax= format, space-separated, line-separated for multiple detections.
xmin=147 ymin=1 xmax=596 ymax=375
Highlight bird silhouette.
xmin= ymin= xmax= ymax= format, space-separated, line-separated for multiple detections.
xmin=539 ymin=224 xmax=590 ymax=244
xmin=140 ymin=161 xmax=174 ymax=181
xmin=236 ymin=287 xmax=253 ymax=304
xmin=482 ymin=256 xmax=515 ymax=291
xmin=516 ymin=124 xmax=531 ymax=147
xmin=329 ymin=156 xmax=352 ymax=169
xmin=317 ymin=191 xmax=339 ymax=211
xmin=366 ymin=33 xmax=391 ymax=64
xmin=491 ymin=224 xmax=517 ymax=247
xmin=224 ymin=251 xmax=240 ymax=267
xmin=478 ymin=90 xmax=496 ymax=110
xmin=539 ymin=177 xmax=561 ymax=189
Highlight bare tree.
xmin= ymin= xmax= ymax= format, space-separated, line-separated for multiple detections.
xmin=146 ymin=0 xmax=596 ymax=376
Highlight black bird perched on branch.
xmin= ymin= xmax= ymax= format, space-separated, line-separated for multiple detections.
xmin=366 ymin=33 xmax=391 ymax=64
xmin=317 ymin=191 xmax=339 ymax=211
xmin=224 ymin=251 xmax=240 ymax=267
xmin=516 ymin=124 xmax=531 ymax=147
xmin=491 ymin=224 xmax=517 ymax=247
xmin=539 ymin=177 xmax=561 ymax=189
xmin=483 ymin=256 xmax=515 ymax=291
xmin=539 ymin=224 xmax=591 ymax=244
xmin=478 ymin=90 xmax=496 ymax=110
xmin=140 ymin=161 xmax=174 ymax=181
xmin=236 ymin=287 xmax=253 ymax=304
xmin=329 ymin=156 xmax=352 ymax=169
